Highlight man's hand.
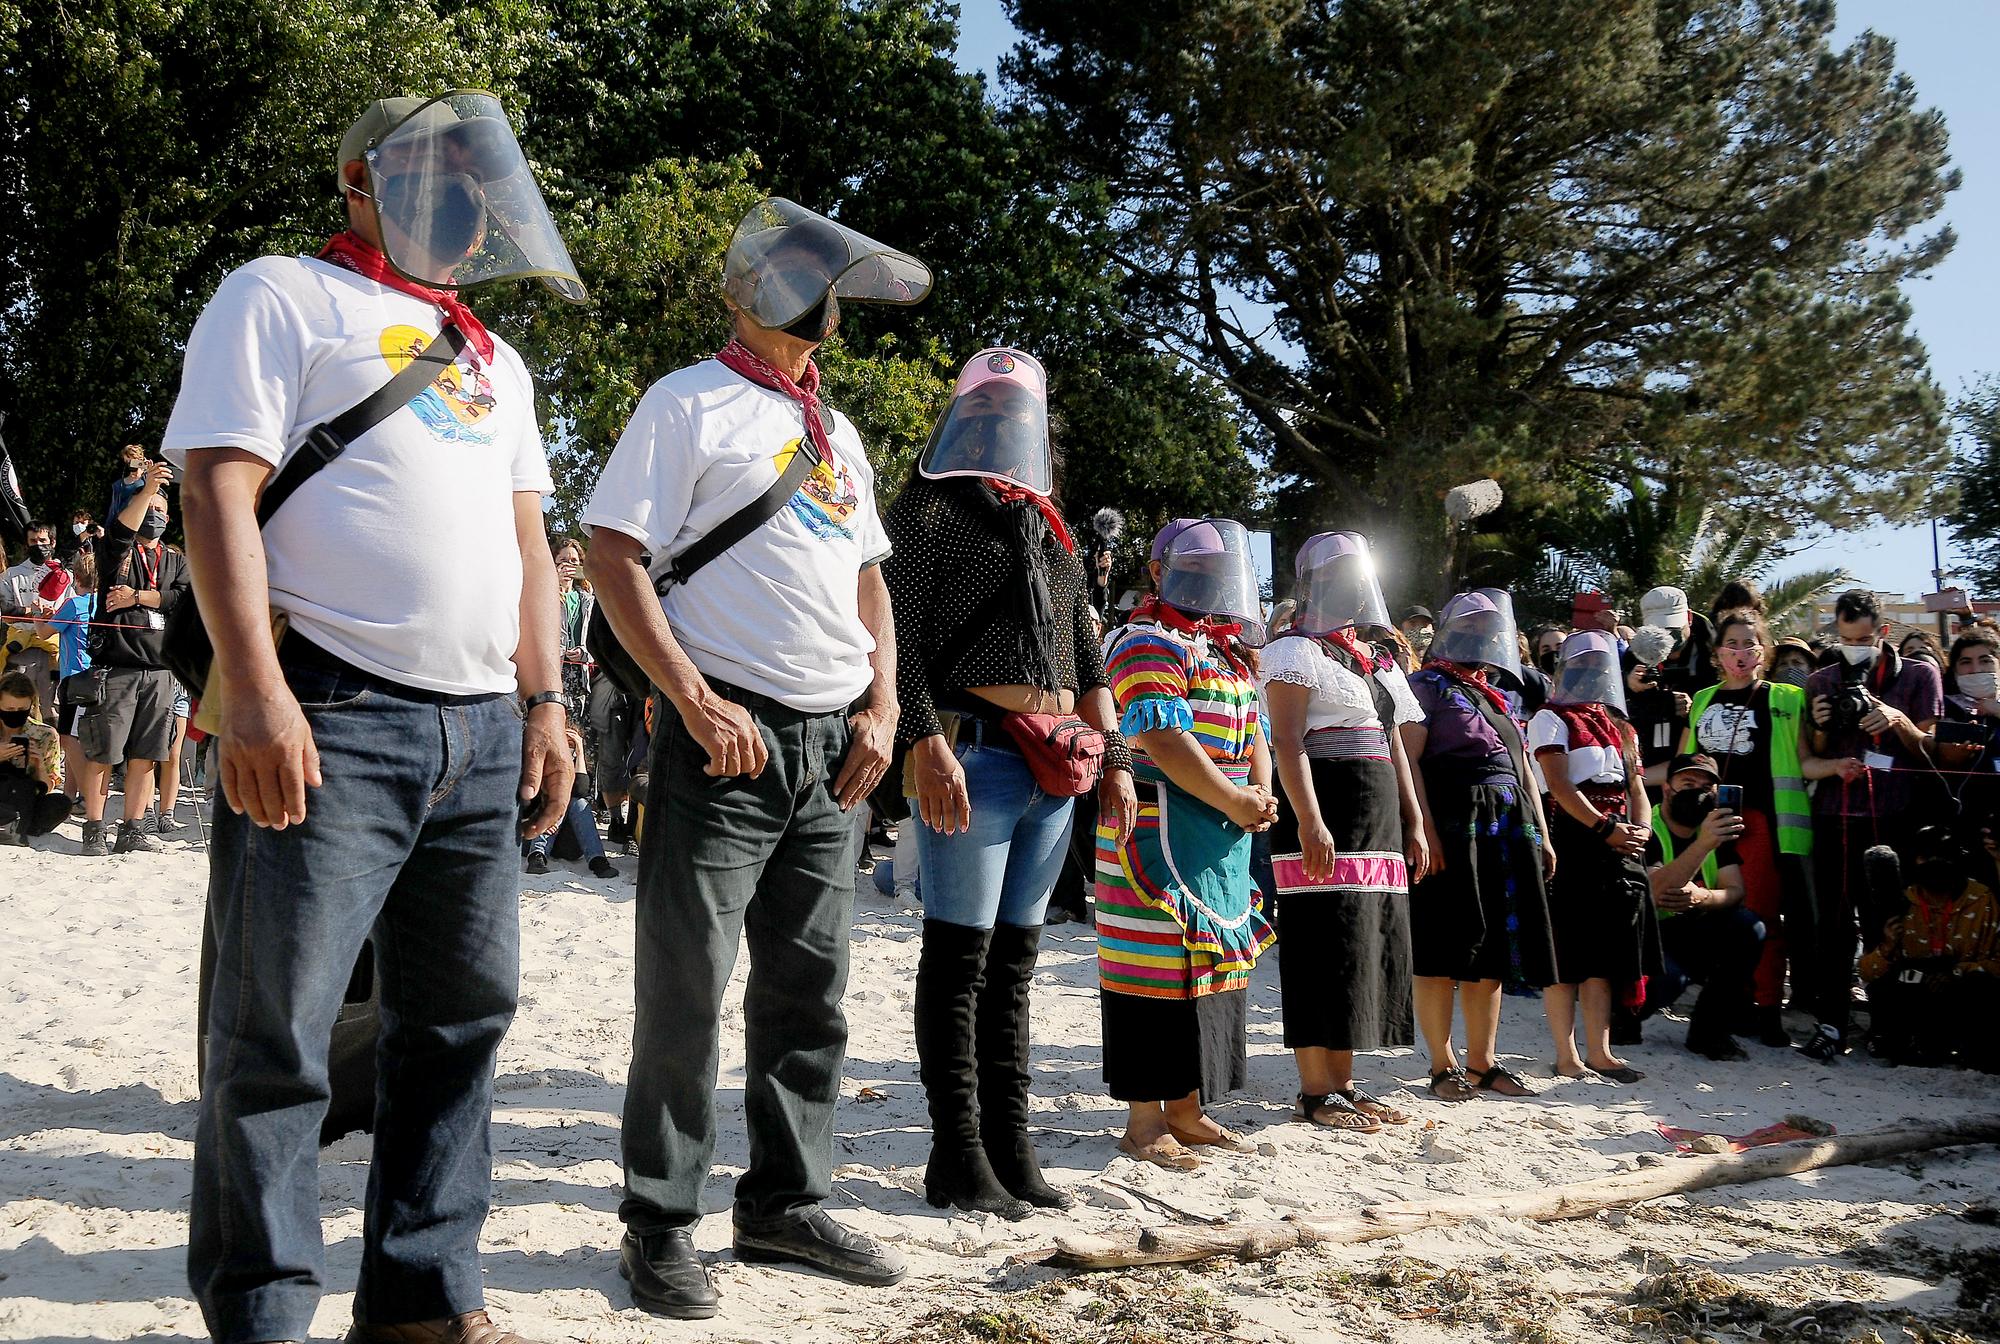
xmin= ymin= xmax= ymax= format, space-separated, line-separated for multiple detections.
xmin=517 ymin=702 xmax=573 ymax=838
xmin=105 ymin=585 xmax=139 ymax=614
xmin=1858 ymin=701 xmax=1907 ymax=738
xmin=1698 ymin=806 xmax=1747 ymax=848
xmin=1607 ymin=821 xmax=1649 ymax=858
xmin=1654 ymin=883 xmax=1696 ymax=914
xmin=1300 ymin=816 xmax=1339 ymax=882
xmin=218 ymin=680 xmax=321 ymax=829
xmin=834 ymin=704 xmax=896 ymax=810
xmin=913 ymin=733 xmax=971 ymax=834
xmin=1099 ymin=768 xmax=1138 ymax=845
xmin=1672 ymin=691 xmax=1692 ymax=720
xmin=686 ymin=690 xmax=769 ymax=779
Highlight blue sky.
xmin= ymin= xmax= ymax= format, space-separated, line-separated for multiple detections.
xmin=952 ymin=0 xmax=1996 ymax=597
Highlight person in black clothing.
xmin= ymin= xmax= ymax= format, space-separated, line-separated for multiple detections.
xmin=883 ymin=347 xmax=1136 ymax=1221
xmin=77 ymin=461 xmax=189 ymax=855
xmin=1935 ymin=625 xmax=2000 ymax=888
xmin=1635 ymin=753 xmax=1767 ymax=1060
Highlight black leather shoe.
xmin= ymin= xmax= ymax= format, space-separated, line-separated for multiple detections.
xmin=733 ymin=1207 xmax=906 ymax=1286
xmin=619 ymin=1229 xmax=719 ymax=1319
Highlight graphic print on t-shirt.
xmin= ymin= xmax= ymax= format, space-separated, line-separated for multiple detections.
xmin=1696 ymin=702 xmax=1759 ymax=757
xmin=776 ymin=436 xmax=860 ymax=541
xmin=380 ymin=325 xmax=498 ymax=444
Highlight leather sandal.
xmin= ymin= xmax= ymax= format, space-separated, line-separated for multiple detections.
xmin=1117 ymin=1133 xmax=1202 ymax=1170
xmin=1472 ymin=1064 xmax=1533 ymax=1097
xmin=1337 ymin=1087 xmax=1412 ymax=1125
xmin=1297 ymin=1091 xmax=1382 ymax=1133
xmin=1428 ymin=1066 xmax=1475 ymax=1102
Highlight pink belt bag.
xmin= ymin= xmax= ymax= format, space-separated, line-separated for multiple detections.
xmin=1000 ymin=712 xmax=1105 ymax=797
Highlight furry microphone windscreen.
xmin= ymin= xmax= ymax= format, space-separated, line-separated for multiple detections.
xmin=1092 ymin=507 xmax=1125 ymax=543
xmin=1444 ymin=478 xmax=1504 ymax=524
xmin=1862 ymin=845 xmax=1904 ymax=914
xmin=1629 ymin=626 xmax=1677 ymax=667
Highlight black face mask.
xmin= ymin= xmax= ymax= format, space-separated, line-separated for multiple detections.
xmin=25 ymin=544 xmax=50 ymax=565
xmin=1668 ymin=787 xmax=1716 ymax=830
xmin=781 ymin=290 xmax=839 ymax=343
xmin=1911 ymin=858 xmax=1968 ymax=896
xmin=138 ymin=515 xmax=168 ymax=540
xmin=1537 ymin=650 xmax=1559 ymax=676
xmin=0 ymin=708 xmax=28 ymax=729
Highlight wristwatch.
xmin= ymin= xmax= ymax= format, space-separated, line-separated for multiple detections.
xmin=521 ymin=690 xmax=564 ymax=715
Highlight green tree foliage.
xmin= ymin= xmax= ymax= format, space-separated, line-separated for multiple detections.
xmin=1949 ymin=379 xmax=2000 ymax=595
xmin=1001 ymin=0 xmax=1956 ymax=597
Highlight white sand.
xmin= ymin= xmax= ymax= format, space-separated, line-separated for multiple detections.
xmin=3 ymin=806 xmax=1997 ymax=1342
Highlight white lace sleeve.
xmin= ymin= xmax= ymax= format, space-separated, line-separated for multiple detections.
xmin=1375 ymin=666 xmax=1424 ymax=725
xmin=1258 ymin=636 xmax=1321 ymax=690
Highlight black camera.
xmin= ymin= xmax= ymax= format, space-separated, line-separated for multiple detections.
xmin=1829 ymin=659 xmax=1875 ymax=732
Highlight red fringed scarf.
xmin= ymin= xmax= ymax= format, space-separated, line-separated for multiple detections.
xmin=1425 ymin=658 xmax=1513 ymax=717
xmin=716 ymin=338 xmax=832 ymax=465
xmin=1135 ymin=595 xmax=1242 ymax=644
xmin=1316 ymin=626 xmax=1373 ymax=671
xmin=318 ymin=231 xmax=495 ymax=365
xmin=1547 ymin=701 xmax=1625 ymax=753
xmin=989 ymin=481 xmax=1075 ymax=553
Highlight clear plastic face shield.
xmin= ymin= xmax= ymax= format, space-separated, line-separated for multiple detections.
xmin=360 ymin=92 xmax=586 ymax=302
xmin=1157 ymin=519 xmax=1268 ymax=647
xmin=918 ymin=349 xmax=1052 ymax=494
xmin=1292 ymin=531 xmax=1392 ymax=636
xmin=1551 ymin=630 xmax=1627 ymax=715
xmin=1431 ymin=590 xmax=1523 ymax=683
xmin=723 ymin=198 xmax=932 ymax=341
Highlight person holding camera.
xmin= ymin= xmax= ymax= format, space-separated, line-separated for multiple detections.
xmin=1683 ymin=608 xmax=1850 ymax=1048
xmin=0 ymin=671 xmax=71 ymax=845
xmin=1634 ymin=753 xmax=1767 ymax=1060
xmin=1801 ymin=589 xmax=1943 ymax=1062
xmin=1935 ymin=625 xmax=2000 ymax=887
xmin=1857 ymin=825 xmax=2000 ymax=1072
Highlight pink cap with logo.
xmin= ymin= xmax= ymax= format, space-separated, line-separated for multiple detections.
xmin=952 ymin=347 xmax=1047 ymax=400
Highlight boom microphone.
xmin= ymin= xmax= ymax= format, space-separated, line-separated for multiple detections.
xmin=1629 ymin=626 xmax=1677 ymax=668
xmin=1092 ymin=507 xmax=1125 ymax=545
xmin=1444 ymin=479 xmax=1504 ymax=524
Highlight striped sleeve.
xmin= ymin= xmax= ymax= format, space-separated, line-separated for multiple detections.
xmin=1108 ymin=629 xmax=1195 ymax=736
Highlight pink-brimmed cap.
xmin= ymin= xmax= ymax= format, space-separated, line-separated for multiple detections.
xmin=952 ymin=347 xmax=1047 ymax=401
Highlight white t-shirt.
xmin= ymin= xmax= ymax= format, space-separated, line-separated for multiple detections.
xmin=161 ymin=256 xmax=552 ymax=695
xmin=1258 ymin=635 xmax=1422 ymax=732
xmin=1527 ymin=709 xmax=1627 ymax=786
xmin=583 ymin=359 xmax=890 ymax=714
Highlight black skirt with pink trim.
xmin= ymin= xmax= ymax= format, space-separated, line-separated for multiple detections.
xmin=1270 ymin=753 xmax=1414 ymax=1051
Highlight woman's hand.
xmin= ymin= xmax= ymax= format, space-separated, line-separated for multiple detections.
xmin=1404 ymin=819 xmax=1433 ymax=883
xmin=1606 ymin=821 xmax=1649 ymax=858
xmin=1300 ymin=816 xmax=1338 ymax=882
xmin=1225 ymin=783 xmax=1278 ymax=832
xmin=913 ymin=733 xmax=971 ymax=835
xmin=1098 ymin=768 xmax=1138 ymax=845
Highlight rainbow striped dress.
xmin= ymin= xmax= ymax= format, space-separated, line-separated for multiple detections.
xmin=1094 ymin=622 xmax=1276 ymax=1003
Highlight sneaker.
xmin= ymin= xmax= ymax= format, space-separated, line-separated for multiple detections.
xmin=1800 ymin=1023 xmax=1846 ymax=1063
xmin=113 ymin=821 xmax=165 ymax=854
xmin=590 ymin=856 xmax=620 ymax=880
xmin=156 ymin=813 xmax=187 ymax=835
xmin=525 ymin=851 xmax=550 ymax=876
xmin=733 ymin=1207 xmax=906 ymax=1286
xmin=79 ymin=820 xmax=109 ymax=856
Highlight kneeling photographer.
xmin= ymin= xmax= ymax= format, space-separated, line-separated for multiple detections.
xmin=0 ymin=671 xmax=70 ymax=844
xmin=1802 ymin=589 xmax=1943 ymax=1061
xmin=1857 ymin=826 xmax=2000 ymax=1072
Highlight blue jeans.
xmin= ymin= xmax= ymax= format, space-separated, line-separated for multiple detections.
xmin=527 ymin=797 xmax=605 ymax=861
xmin=916 ymin=723 xmax=1076 ymax=930
xmin=189 ymin=647 xmax=522 ymax=1341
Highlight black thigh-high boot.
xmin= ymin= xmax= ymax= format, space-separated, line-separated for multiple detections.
xmin=915 ymin=919 xmax=1030 ymax=1220
xmin=977 ymin=921 xmax=1072 ymax=1210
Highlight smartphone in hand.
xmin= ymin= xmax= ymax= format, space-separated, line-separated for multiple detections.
xmin=1715 ymin=784 xmax=1744 ymax=813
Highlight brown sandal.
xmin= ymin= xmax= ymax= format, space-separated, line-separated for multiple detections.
xmin=1298 ymin=1091 xmax=1383 ymax=1133
xmin=1338 ymin=1087 xmax=1412 ymax=1125
xmin=1428 ymin=1067 xmax=1475 ymax=1103
xmin=1473 ymin=1064 xmax=1534 ymax=1097
xmin=1117 ymin=1133 xmax=1202 ymax=1170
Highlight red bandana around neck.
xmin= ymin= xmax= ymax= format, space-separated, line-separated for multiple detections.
xmin=318 ymin=232 xmax=495 ymax=365
xmin=988 ymin=481 xmax=1075 ymax=553
xmin=1425 ymin=658 xmax=1513 ymax=717
xmin=716 ymin=338 xmax=833 ymax=466
xmin=1549 ymin=700 xmax=1623 ymax=752
xmin=1134 ymin=595 xmax=1242 ymax=643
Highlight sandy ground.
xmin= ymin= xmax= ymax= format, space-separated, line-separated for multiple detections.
xmin=3 ymin=795 xmax=1998 ymax=1343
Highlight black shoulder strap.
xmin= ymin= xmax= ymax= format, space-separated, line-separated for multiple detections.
xmin=254 ymin=324 xmax=468 ymax=527
xmin=659 ymin=432 xmax=821 ymax=590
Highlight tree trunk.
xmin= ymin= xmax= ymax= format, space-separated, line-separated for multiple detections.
xmin=1047 ymin=1114 xmax=2000 ymax=1272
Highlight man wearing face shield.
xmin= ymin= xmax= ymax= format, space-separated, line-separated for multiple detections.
xmin=1257 ymin=533 xmax=1429 ymax=1132
xmin=584 ymin=198 xmax=927 ymax=1311
xmin=1094 ymin=520 xmax=1278 ymax=1169
xmin=165 ymin=92 xmax=580 ymax=1344
xmin=1527 ymin=631 xmax=1662 ymax=1084
xmin=882 ymin=348 xmax=1136 ymax=1219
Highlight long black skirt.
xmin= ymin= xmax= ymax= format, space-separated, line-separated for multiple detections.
xmin=1546 ymin=804 xmax=1664 ymax=988
xmin=1409 ymin=777 xmax=1560 ymax=988
xmin=1271 ymin=755 xmax=1414 ymax=1050
xmin=1100 ymin=988 xmax=1248 ymax=1103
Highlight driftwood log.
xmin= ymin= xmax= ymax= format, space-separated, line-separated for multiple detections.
xmin=1046 ymin=1113 xmax=2000 ymax=1271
